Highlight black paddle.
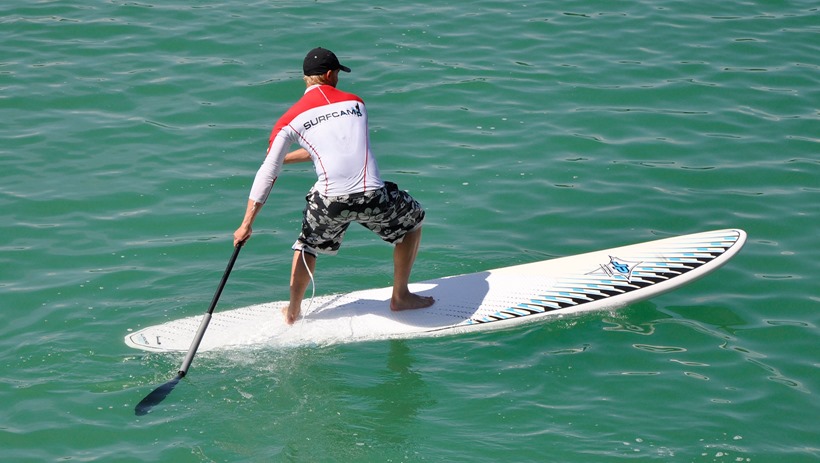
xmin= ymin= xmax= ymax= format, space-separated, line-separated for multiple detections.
xmin=134 ymin=242 xmax=243 ymax=416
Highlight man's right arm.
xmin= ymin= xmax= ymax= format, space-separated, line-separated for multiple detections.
xmin=284 ymin=148 xmax=311 ymax=164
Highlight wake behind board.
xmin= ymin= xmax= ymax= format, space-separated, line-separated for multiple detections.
xmin=125 ymin=229 xmax=746 ymax=352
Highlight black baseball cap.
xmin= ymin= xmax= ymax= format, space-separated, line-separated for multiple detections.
xmin=303 ymin=47 xmax=351 ymax=76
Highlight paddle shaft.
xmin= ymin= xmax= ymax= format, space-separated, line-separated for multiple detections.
xmin=177 ymin=242 xmax=243 ymax=376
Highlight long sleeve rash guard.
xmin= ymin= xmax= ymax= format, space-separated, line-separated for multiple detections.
xmin=248 ymin=84 xmax=384 ymax=204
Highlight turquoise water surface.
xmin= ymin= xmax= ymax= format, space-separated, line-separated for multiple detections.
xmin=2 ymin=1 xmax=818 ymax=461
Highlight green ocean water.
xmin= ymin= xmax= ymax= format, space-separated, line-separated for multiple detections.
xmin=1 ymin=0 xmax=818 ymax=461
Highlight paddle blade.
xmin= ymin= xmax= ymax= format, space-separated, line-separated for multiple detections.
xmin=135 ymin=373 xmax=183 ymax=416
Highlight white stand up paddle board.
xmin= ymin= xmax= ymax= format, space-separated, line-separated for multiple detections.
xmin=125 ymin=229 xmax=746 ymax=351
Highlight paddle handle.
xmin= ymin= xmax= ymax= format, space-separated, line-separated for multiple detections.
xmin=178 ymin=242 xmax=243 ymax=376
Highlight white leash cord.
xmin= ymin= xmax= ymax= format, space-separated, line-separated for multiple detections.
xmin=300 ymin=249 xmax=316 ymax=318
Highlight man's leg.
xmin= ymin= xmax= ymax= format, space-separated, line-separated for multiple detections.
xmin=391 ymin=227 xmax=435 ymax=311
xmin=285 ymin=249 xmax=316 ymax=325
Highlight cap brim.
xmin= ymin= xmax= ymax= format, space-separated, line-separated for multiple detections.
xmin=339 ymin=64 xmax=351 ymax=73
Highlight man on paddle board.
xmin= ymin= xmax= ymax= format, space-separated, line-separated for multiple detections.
xmin=233 ymin=47 xmax=434 ymax=325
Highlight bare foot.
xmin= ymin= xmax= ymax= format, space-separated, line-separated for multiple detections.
xmin=390 ymin=293 xmax=435 ymax=312
xmin=281 ymin=305 xmax=300 ymax=325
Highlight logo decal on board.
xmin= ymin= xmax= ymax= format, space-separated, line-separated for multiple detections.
xmin=591 ymin=255 xmax=642 ymax=282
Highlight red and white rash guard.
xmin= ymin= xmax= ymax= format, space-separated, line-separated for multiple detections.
xmin=248 ymin=84 xmax=383 ymax=203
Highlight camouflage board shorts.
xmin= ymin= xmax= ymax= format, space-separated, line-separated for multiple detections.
xmin=293 ymin=182 xmax=425 ymax=256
